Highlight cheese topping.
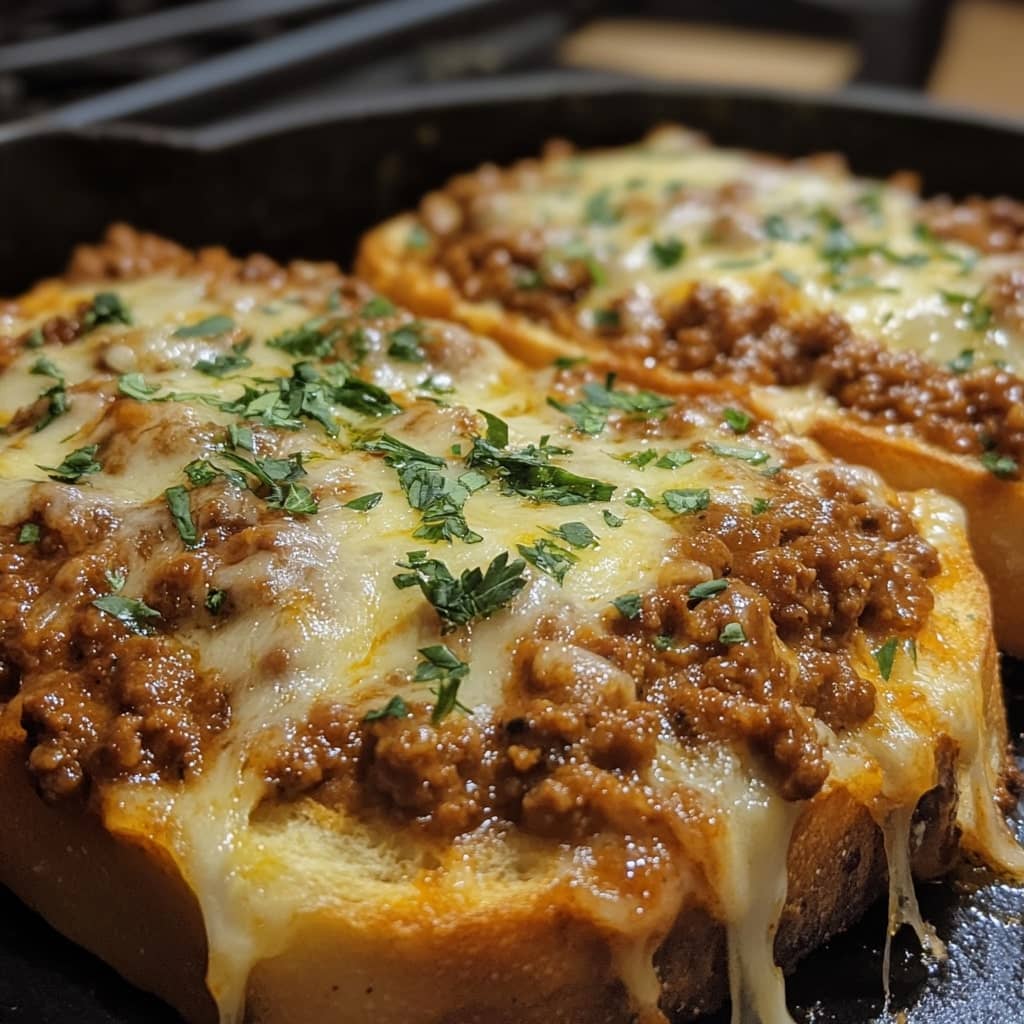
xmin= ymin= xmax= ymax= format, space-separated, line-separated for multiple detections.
xmin=1 ymin=244 xmax=1020 ymax=1024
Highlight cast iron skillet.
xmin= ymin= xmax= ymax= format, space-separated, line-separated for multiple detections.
xmin=1 ymin=72 xmax=1023 ymax=1023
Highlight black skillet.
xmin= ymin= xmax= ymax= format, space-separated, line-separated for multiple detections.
xmin=1 ymin=72 xmax=1023 ymax=1024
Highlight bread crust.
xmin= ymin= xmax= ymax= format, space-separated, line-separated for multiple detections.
xmin=357 ymin=215 xmax=1024 ymax=657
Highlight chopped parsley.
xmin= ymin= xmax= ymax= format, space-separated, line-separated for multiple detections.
xmin=406 ymin=224 xmax=431 ymax=250
xmin=364 ymin=695 xmax=410 ymax=722
xmin=165 ymin=485 xmax=198 ymax=547
xmin=707 ymin=442 xmax=770 ymax=465
xmin=751 ymin=497 xmax=772 ymax=515
xmin=344 ymin=492 xmax=383 ymax=511
xmin=873 ymin=637 xmax=898 ymax=681
xmin=656 ymin=449 xmax=694 ymax=469
xmin=663 ymin=488 xmax=710 ymax=515
xmin=940 ymin=289 xmax=993 ymax=332
xmin=17 ymin=523 xmax=40 ymax=544
xmin=204 ymin=588 xmax=226 ymax=614
xmin=173 ymin=314 xmax=235 ymax=338
xmin=29 ymin=356 xmax=68 ymax=431
xmin=553 ymin=355 xmax=589 ymax=370
xmin=723 ymin=407 xmax=753 ymax=434
xmin=118 ymin=373 xmax=162 ymax=400
xmin=689 ymin=578 xmax=728 ymax=602
xmin=266 ymin=319 xmax=339 ymax=359
xmin=517 ymin=538 xmax=578 ymax=585
xmin=361 ymin=296 xmax=395 ymax=319
xmin=544 ymin=521 xmax=598 ymax=548
xmin=218 ymin=450 xmax=319 ymax=515
xmin=415 ymin=645 xmax=470 ymax=723
xmin=615 ymin=449 xmax=659 ymax=470
xmin=981 ymin=450 xmax=1018 ymax=479
xmin=479 ymin=410 xmax=510 ymax=448
xmin=762 ymin=214 xmax=795 ymax=241
xmin=92 ymin=584 xmax=161 ymax=636
xmin=228 ymin=424 xmax=254 ymax=450
xmin=387 ymin=323 xmax=426 ymax=363
xmin=650 ymin=236 xmax=685 ymax=269
xmin=394 ymin=550 xmax=527 ymax=633
xmin=194 ymin=339 xmax=253 ymax=378
xmin=38 ymin=444 xmax=101 ymax=484
xmin=82 ymin=292 xmax=131 ymax=331
xmin=624 ymin=488 xmax=654 ymax=510
xmin=548 ymin=375 xmax=673 ymax=436
xmin=184 ymin=459 xmax=220 ymax=486
xmin=611 ymin=593 xmax=642 ymax=620
xmin=584 ymin=188 xmax=619 ymax=226
xmin=592 ymin=307 xmax=621 ymax=330
xmin=719 ymin=622 xmax=747 ymax=645
xmin=602 ymin=509 xmax=623 ymax=528
xmin=947 ymin=349 xmax=975 ymax=375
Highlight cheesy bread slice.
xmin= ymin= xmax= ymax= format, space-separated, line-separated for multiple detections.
xmin=1 ymin=227 xmax=1021 ymax=1024
xmin=357 ymin=127 xmax=1024 ymax=656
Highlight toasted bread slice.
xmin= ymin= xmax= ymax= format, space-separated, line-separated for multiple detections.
xmin=357 ymin=128 xmax=1024 ymax=655
xmin=1 ymin=227 xmax=1021 ymax=1024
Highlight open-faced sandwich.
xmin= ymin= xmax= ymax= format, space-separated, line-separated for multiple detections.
xmin=358 ymin=126 xmax=1024 ymax=655
xmin=0 ymin=225 xmax=1022 ymax=1024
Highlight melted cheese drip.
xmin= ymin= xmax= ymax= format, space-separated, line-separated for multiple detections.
xmin=467 ymin=130 xmax=1024 ymax=373
xmin=2 ymin=269 xmax=1021 ymax=1024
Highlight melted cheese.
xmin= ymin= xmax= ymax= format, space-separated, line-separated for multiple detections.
xmin=1 ymin=267 xmax=1020 ymax=1024
xmin=463 ymin=129 xmax=1024 ymax=373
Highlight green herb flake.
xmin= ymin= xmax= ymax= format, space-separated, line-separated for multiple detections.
xmin=874 ymin=637 xmax=898 ymax=681
xmin=361 ymin=296 xmax=396 ymax=319
xmin=545 ymin=521 xmax=598 ymax=548
xmin=38 ymin=444 xmax=102 ymax=484
xmin=479 ymin=410 xmax=509 ymax=448
xmin=415 ymin=645 xmax=470 ymax=724
xmin=553 ymin=355 xmax=589 ymax=370
xmin=584 ymin=187 xmax=620 ymax=226
xmin=751 ymin=497 xmax=771 ymax=515
xmin=655 ymin=449 xmax=694 ymax=469
xmin=184 ymin=459 xmax=220 ymax=486
xmin=719 ymin=622 xmax=747 ymax=645
xmin=689 ymin=578 xmax=729 ymax=602
xmin=624 ymin=488 xmax=654 ymax=511
xmin=517 ymin=538 xmax=578 ymax=585
xmin=17 ymin=523 xmax=40 ymax=544
xmin=205 ymin=588 xmax=226 ymax=614
xmin=723 ymin=407 xmax=753 ymax=434
xmin=663 ymin=488 xmax=710 ymax=515
xmin=707 ymin=442 xmax=770 ymax=465
xmin=762 ymin=214 xmax=794 ymax=241
xmin=92 ymin=592 xmax=161 ymax=635
xmin=266 ymin=320 xmax=337 ymax=359
xmin=615 ymin=449 xmax=659 ymax=470
xmin=29 ymin=356 xmax=68 ymax=432
xmin=387 ymin=323 xmax=427 ymax=363
xmin=603 ymin=509 xmax=623 ymax=528
xmin=118 ymin=373 xmax=162 ymax=400
xmin=981 ymin=451 xmax=1018 ymax=479
xmin=344 ymin=492 xmax=383 ymax=512
xmin=406 ymin=224 xmax=431 ymax=250
xmin=393 ymin=551 xmax=526 ymax=633
xmin=194 ymin=339 xmax=253 ymax=378
xmin=364 ymin=695 xmax=410 ymax=722
xmin=83 ymin=292 xmax=132 ymax=331
xmin=650 ymin=236 xmax=685 ymax=269
xmin=947 ymin=349 xmax=975 ymax=375
xmin=165 ymin=486 xmax=198 ymax=548
xmin=173 ymin=314 xmax=235 ymax=339
xmin=592 ymin=307 xmax=621 ymax=330
xmin=611 ymin=593 xmax=642 ymax=620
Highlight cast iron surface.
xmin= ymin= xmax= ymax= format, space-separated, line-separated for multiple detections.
xmin=1 ymin=76 xmax=1023 ymax=1022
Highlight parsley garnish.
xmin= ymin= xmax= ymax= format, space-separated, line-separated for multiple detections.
xmin=174 ymin=314 xmax=235 ymax=338
xmin=584 ymin=188 xmax=619 ymax=225
xmin=406 ymin=224 xmax=431 ymax=250
xmin=762 ymin=214 xmax=795 ymax=241
xmin=364 ymin=695 xmax=410 ymax=722
xmin=184 ymin=459 xmax=220 ymax=486
xmin=602 ymin=509 xmax=623 ymax=528
xmin=940 ymin=290 xmax=992 ymax=332
xmin=553 ymin=355 xmax=589 ymax=370
xmin=751 ymin=497 xmax=771 ymax=515
xmin=544 ymin=521 xmax=598 ymax=548
xmin=947 ymin=349 xmax=975 ymax=375
xmin=218 ymin=450 xmax=319 ymax=514
xmin=517 ymin=538 xmax=578 ymax=585
xmin=615 ymin=449 xmax=659 ymax=470
xmin=663 ymin=488 xmax=710 ymax=515
xmin=689 ymin=578 xmax=728 ymax=602
xmin=656 ymin=450 xmax=694 ymax=469
xmin=82 ymin=292 xmax=131 ymax=331
xmin=344 ymin=492 xmax=383 ymax=511
xmin=118 ymin=373 xmax=161 ymax=400
xmin=39 ymin=444 xmax=101 ymax=484
xmin=479 ymin=410 xmax=509 ymax=448
xmin=394 ymin=551 xmax=526 ymax=633
xmin=92 ymin=583 xmax=161 ymax=636
xmin=624 ymin=488 xmax=654 ymax=510
xmin=387 ymin=323 xmax=426 ymax=363
xmin=266 ymin=319 xmax=338 ymax=358
xmin=361 ymin=296 xmax=395 ymax=319
xmin=165 ymin=486 xmax=198 ymax=547
xmin=194 ymin=340 xmax=253 ymax=378
xmin=723 ymin=407 xmax=753 ymax=434
xmin=611 ymin=593 xmax=642 ymax=620
xmin=548 ymin=375 xmax=673 ymax=436
xmin=592 ymin=308 xmax=621 ymax=330
xmin=29 ymin=356 xmax=68 ymax=431
xmin=981 ymin=451 xmax=1018 ymax=479
xmin=650 ymin=236 xmax=685 ymax=269
xmin=205 ymin=588 xmax=226 ymax=614
xmin=719 ymin=622 xmax=747 ymax=645
xmin=17 ymin=523 xmax=40 ymax=544
xmin=707 ymin=442 xmax=770 ymax=465
xmin=415 ymin=645 xmax=470 ymax=723
xmin=874 ymin=637 xmax=898 ymax=680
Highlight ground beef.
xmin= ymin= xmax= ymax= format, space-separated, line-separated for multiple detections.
xmin=0 ymin=493 xmax=230 ymax=802
xmin=921 ymin=195 xmax=1024 ymax=254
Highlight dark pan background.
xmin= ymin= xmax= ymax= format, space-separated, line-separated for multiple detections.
xmin=1 ymin=74 xmax=1023 ymax=1024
